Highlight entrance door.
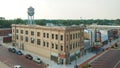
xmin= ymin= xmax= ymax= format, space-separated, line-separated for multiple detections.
xmin=60 ymin=59 xmax=63 ymax=64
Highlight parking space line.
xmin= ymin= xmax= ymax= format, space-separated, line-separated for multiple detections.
xmin=113 ymin=60 xmax=120 ymax=68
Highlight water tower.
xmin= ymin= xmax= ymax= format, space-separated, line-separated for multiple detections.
xmin=27 ymin=6 xmax=35 ymax=24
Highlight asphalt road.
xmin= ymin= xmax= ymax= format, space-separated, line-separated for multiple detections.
xmin=91 ymin=49 xmax=120 ymax=68
xmin=0 ymin=46 xmax=46 ymax=68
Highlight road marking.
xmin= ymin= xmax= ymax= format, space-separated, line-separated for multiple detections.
xmin=113 ymin=60 xmax=120 ymax=68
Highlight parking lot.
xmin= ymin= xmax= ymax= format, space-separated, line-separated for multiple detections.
xmin=0 ymin=45 xmax=46 ymax=68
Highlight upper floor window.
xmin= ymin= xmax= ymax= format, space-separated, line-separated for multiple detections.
xmin=37 ymin=32 xmax=40 ymax=36
xmin=76 ymin=42 xmax=77 ymax=48
xmin=52 ymin=43 xmax=54 ymax=48
xmin=16 ymin=29 xmax=19 ymax=33
xmin=43 ymin=41 xmax=45 ymax=46
xmin=73 ymin=43 xmax=75 ymax=48
xmin=70 ymin=34 xmax=72 ymax=40
xmin=66 ymin=35 xmax=68 ymax=41
xmin=56 ymin=34 xmax=58 ymax=40
xmin=61 ymin=45 xmax=63 ymax=51
xmin=25 ymin=31 xmax=28 ymax=35
xmin=25 ymin=36 xmax=28 ymax=42
xmin=73 ymin=34 xmax=75 ymax=39
xmin=16 ymin=35 xmax=18 ymax=40
xmin=66 ymin=46 xmax=68 ymax=51
xmin=78 ymin=33 xmax=80 ymax=37
xmin=31 ymin=31 xmax=34 ymax=35
xmin=20 ymin=36 xmax=23 ymax=41
xmin=78 ymin=42 xmax=80 ymax=47
xmin=70 ymin=44 xmax=72 ymax=50
xmin=76 ymin=33 xmax=77 ymax=38
xmin=60 ymin=35 xmax=63 ymax=41
xmin=52 ymin=34 xmax=54 ymax=39
xmin=43 ymin=33 xmax=45 ymax=38
xmin=37 ymin=39 xmax=41 ymax=45
xmin=47 ymin=33 xmax=49 ymax=38
xmin=47 ymin=42 xmax=49 ymax=47
xmin=21 ymin=30 xmax=23 ymax=34
xmin=56 ymin=44 xmax=58 ymax=49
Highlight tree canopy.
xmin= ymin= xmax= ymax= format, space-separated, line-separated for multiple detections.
xmin=0 ymin=18 xmax=120 ymax=28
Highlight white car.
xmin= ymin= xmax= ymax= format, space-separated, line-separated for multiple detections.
xmin=14 ymin=65 xmax=22 ymax=68
xmin=33 ymin=57 xmax=42 ymax=64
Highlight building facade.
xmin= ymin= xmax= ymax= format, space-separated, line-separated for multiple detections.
xmin=12 ymin=24 xmax=84 ymax=64
xmin=0 ymin=28 xmax=12 ymax=43
xmin=0 ymin=28 xmax=11 ymax=36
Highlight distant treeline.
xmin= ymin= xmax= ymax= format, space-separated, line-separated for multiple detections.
xmin=0 ymin=18 xmax=120 ymax=28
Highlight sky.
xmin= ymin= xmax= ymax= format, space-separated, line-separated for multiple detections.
xmin=0 ymin=0 xmax=120 ymax=20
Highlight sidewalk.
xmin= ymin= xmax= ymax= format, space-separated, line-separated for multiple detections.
xmin=47 ymin=53 xmax=95 ymax=68
xmin=0 ymin=61 xmax=10 ymax=68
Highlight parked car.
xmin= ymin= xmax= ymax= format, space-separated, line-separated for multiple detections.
xmin=25 ymin=54 xmax=33 ymax=60
xmin=33 ymin=57 xmax=42 ymax=64
xmin=14 ymin=65 xmax=22 ymax=68
xmin=16 ymin=50 xmax=23 ymax=55
xmin=8 ymin=48 xmax=16 ymax=53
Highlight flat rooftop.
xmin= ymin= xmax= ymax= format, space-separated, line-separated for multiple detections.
xmin=12 ymin=24 xmax=84 ymax=30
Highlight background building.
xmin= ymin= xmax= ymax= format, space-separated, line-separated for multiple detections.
xmin=12 ymin=24 xmax=84 ymax=64
xmin=0 ymin=28 xmax=12 ymax=43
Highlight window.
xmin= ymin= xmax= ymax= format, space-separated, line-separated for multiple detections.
xmin=25 ymin=31 xmax=28 ymax=35
xmin=76 ymin=42 xmax=77 ymax=48
xmin=56 ymin=34 xmax=58 ymax=40
xmin=37 ymin=32 xmax=40 ymax=36
xmin=43 ymin=33 xmax=45 ymax=38
xmin=12 ymin=29 xmax=14 ymax=32
xmin=20 ymin=36 xmax=23 ymax=41
xmin=70 ymin=34 xmax=72 ymax=40
xmin=37 ymin=39 xmax=41 ymax=45
xmin=78 ymin=42 xmax=80 ymax=47
xmin=43 ymin=41 xmax=45 ymax=46
xmin=73 ymin=43 xmax=75 ymax=48
xmin=47 ymin=33 xmax=49 ymax=38
xmin=60 ymin=35 xmax=63 ymax=41
xmin=70 ymin=44 xmax=72 ymax=50
xmin=16 ymin=29 xmax=19 ymax=33
xmin=52 ymin=43 xmax=54 ymax=48
xmin=73 ymin=34 xmax=75 ymax=39
xmin=56 ymin=44 xmax=58 ymax=49
xmin=66 ymin=46 xmax=68 ymax=51
xmin=76 ymin=33 xmax=77 ymax=38
xmin=31 ymin=31 xmax=34 ymax=35
xmin=21 ymin=30 xmax=23 ymax=34
xmin=52 ymin=34 xmax=54 ymax=39
xmin=61 ymin=46 xmax=63 ymax=51
xmin=66 ymin=35 xmax=68 ymax=41
xmin=78 ymin=33 xmax=80 ymax=37
xmin=25 ymin=36 xmax=28 ymax=42
xmin=31 ymin=38 xmax=34 ymax=43
xmin=47 ymin=42 xmax=49 ymax=47
xmin=16 ymin=35 xmax=18 ymax=40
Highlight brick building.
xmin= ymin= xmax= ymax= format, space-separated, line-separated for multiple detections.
xmin=12 ymin=24 xmax=84 ymax=64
